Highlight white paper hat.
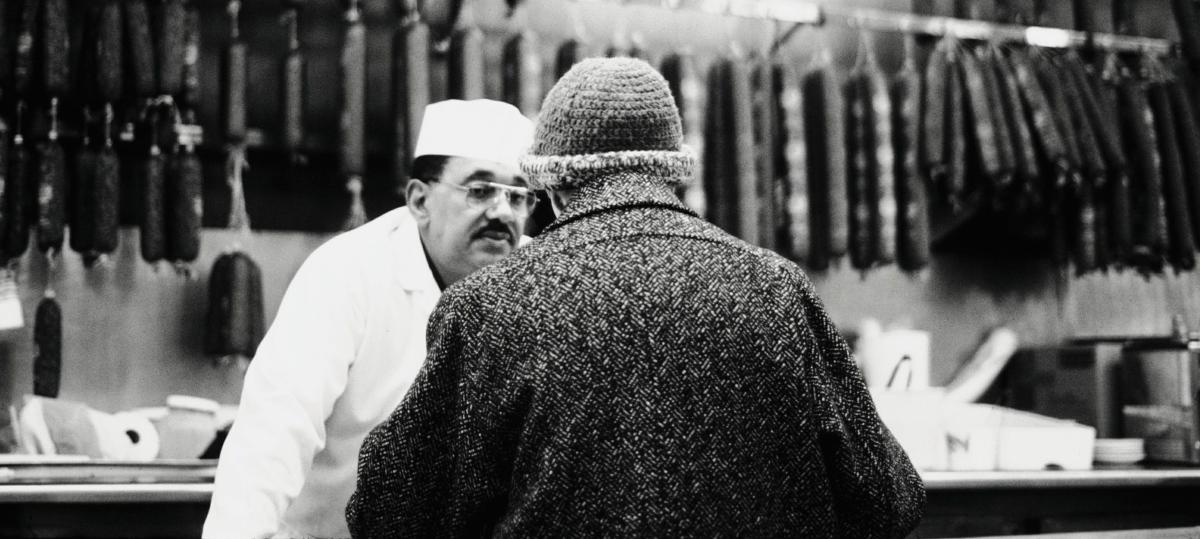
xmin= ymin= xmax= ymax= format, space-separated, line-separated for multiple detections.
xmin=413 ymin=100 xmax=534 ymax=170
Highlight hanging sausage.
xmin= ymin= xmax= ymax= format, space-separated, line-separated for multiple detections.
xmin=961 ymin=45 xmax=1007 ymax=197
xmin=126 ymin=0 xmax=157 ymax=100
xmin=555 ymin=39 xmax=582 ymax=81
xmin=32 ymin=292 xmax=61 ymax=398
xmin=780 ymin=62 xmax=810 ymax=264
xmin=180 ymin=2 xmax=201 ymax=113
xmin=1172 ymin=0 xmax=1200 ymax=68
xmin=35 ymin=99 xmax=66 ymax=257
xmin=1167 ymin=61 xmax=1200 ymax=246
xmin=922 ymin=38 xmax=949 ymax=196
xmin=845 ymin=61 xmax=872 ymax=271
xmin=393 ymin=0 xmax=429 ymax=194
xmin=1146 ymin=58 xmax=1196 ymax=271
xmin=157 ymin=0 xmax=186 ymax=97
xmin=731 ymin=59 xmax=758 ymax=246
xmin=893 ymin=34 xmax=931 ymax=272
xmin=753 ymin=59 xmax=778 ymax=252
xmin=801 ymin=49 xmax=848 ymax=269
xmin=205 ymin=251 xmax=264 ymax=367
xmin=866 ymin=38 xmax=896 ymax=267
xmin=1057 ymin=54 xmax=1104 ymax=274
xmin=1099 ymin=52 xmax=1134 ymax=266
xmin=502 ymin=31 xmax=542 ymax=119
xmin=1116 ymin=58 xmax=1168 ymax=273
xmin=993 ymin=46 xmax=1040 ymax=209
xmin=282 ymin=1 xmax=306 ymax=162
xmin=6 ymin=0 xmax=39 ymax=262
xmin=166 ymin=108 xmax=202 ymax=267
xmin=5 ymin=106 xmax=31 ymax=263
xmin=448 ymin=24 xmax=484 ymax=100
xmin=703 ymin=59 xmax=734 ymax=234
xmin=140 ymin=110 xmax=166 ymax=264
xmin=340 ymin=0 xmax=366 ymax=229
xmin=661 ymin=52 xmax=706 ymax=218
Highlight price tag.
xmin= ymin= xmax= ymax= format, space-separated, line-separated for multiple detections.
xmin=0 ymin=271 xmax=24 ymax=331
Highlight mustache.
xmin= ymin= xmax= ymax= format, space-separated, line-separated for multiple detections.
xmin=474 ymin=220 xmax=517 ymax=241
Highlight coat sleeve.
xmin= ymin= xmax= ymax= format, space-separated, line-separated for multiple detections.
xmin=347 ymin=289 xmax=519 ymax=538
xmin=796 ymin=279 xmax=926 ymax=537
xmin=203 ymin=244 xmax=364 ymax=539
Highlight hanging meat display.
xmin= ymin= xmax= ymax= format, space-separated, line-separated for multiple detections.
xmin=779 ymin=62 xmax=810 ymax=264
xmin=660 ymin=51 xmax=706 ymax=219
xmin=752 ymin=59 xmax=778 ymax=252
xmin=1116 ymin=57 xmax=1169 ymax=273
xmin=140 ymin=110 xmax=167 ymax=264
xmin=1096 ymin=54 xmax=1134 ymax=267
xmin=1166 ymin=60 xmax=1200 ymax=246
xmin=555 ymin=39 xmax=583 ymax=81
xmin=703 ymin=59 xmax=734 ymax=235
xmin=893 ymin=34 xmax=931 ymax=272
xmin=502 ymin=30 xmax=542 ymax=119
xmin=993 ymin=46 xmax=1041 ymax=209
xmin=731 ymin=59 xmax=758 ymax=246
xmin=35 ymin=99 xmax=66 ymax=257
xmin=282 ymin=1 xmax=306 ymax=162
xmin=1145 ymin=58 xmax=1197 ymax=271
xmin=32 ymin=292 xmax=61 ymax=398
xmin=961 ymin=45 xmax=1007 ymax=197
xmin=448 ymin=23 xmax=484 ymax=100
xmin=844 ymin=54 xmax=873 ymax=271
xmin=157 ymin=0 xmax=187 ymax=97
xmin=205 ymin=250 xmax=264 ymax=366
xmin=340 ymin=0 xmax=366 ymax=229
xmin=1172 ymin=0 xmax=1200 ymax=68
xmin=393 ymin=0 xmax=429 ymax=193
xmin=801 ymin=49 xmax=848 ymax=269
xmin=166 ymin=109 xmax=203 ymax=267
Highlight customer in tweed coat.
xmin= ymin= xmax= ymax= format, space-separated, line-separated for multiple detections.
xmin=347 ymin=58 xmax=925 ymax=538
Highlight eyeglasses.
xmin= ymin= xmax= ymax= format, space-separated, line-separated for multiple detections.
xmin=440 ymin=181 xmax=539 ymax=214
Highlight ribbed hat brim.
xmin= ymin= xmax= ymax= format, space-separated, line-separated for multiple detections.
xmin=520 ymin=147 xmax=697 ymax=190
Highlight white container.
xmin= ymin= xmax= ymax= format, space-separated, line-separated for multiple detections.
xmin=156 ymin=395 xmax=219 ymax=459
xmin=872 ymin=390 xmax=1096 ymax=471
xmin=943 ymin=404 xmax=1097 ymax=471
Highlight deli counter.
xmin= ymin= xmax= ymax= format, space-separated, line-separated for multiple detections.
xmin=2 ymin=460 xmax=1200 ymax=538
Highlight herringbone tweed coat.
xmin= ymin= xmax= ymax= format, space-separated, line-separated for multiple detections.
xmin=347 ymin=174 xmax=926 ymax=538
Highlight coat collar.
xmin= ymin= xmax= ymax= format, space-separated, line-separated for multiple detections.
xmin=539 ymin=173 xmax=697 ymax=236
xmin=391 ymin=207 xmax=442 ymax=293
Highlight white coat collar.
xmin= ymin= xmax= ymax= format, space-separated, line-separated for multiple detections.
xmin=391 ymin=207 xmax=442 ymax=293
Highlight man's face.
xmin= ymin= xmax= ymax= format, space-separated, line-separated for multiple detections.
xmin=410 ymin=156 xmax=532 ymax=284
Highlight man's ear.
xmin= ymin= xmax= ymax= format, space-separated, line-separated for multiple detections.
xmin=549 ymin=189 xmax=571 ymax=217
xmin=406 ymin=179 xmax=432 ymax=224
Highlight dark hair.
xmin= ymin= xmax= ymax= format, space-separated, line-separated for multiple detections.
xmin=411 ymin=155 xmax=450 ymax=182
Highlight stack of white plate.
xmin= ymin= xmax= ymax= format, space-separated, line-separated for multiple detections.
xmin=1094 ymin=438 xmax=1146 ymax=464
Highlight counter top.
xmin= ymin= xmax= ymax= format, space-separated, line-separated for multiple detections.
xmin=922 ymin=467 xmax=1200 ymax=489
xmin=3 ymin=464 xmax=1200 ymax=503
xmin=0 ymin=482 xmax=215 ymax=503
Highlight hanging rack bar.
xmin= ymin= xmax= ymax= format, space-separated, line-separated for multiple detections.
xmin=828 ymin=7 xmax=1173 ymax=55
xmin=571 ymin=0 xmax=1174 ymax=56
xmin=571 ymin=0 xmax=822 ymax=25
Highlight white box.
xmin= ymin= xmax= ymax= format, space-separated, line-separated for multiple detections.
xmin=872 ymin=390 xmax=1096 ymax=471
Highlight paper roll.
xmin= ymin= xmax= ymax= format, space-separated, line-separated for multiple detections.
xmin=113 ymin=412 xmax=160 ymax=461
xmin=88 ymin=410 xmax=160 ymax=461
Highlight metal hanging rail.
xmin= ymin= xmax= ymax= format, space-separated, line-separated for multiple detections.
xmin=571 ymin=0 xmax=1175 ymax=56
xmin=571 ymin=0 xmax=822 ymax=24
xmin=831 ymin=6 xmax=1174 ymax=55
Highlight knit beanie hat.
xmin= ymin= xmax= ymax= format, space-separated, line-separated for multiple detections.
xmin=520 ymin=57 xmax=696 ymax=190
